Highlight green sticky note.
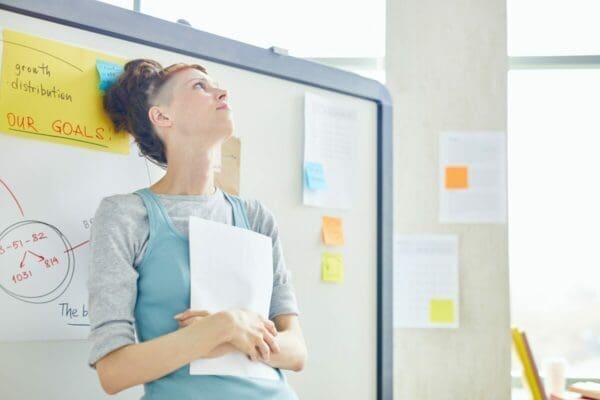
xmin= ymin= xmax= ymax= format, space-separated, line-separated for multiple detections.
xmin=429 ymin=299 xmax=455 ymax=323
xmin=321 ymin=252 xmax=344 ymax=283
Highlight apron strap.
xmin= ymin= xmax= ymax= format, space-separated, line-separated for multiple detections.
xmin=223 ymin=192 xmax=251 ymax=230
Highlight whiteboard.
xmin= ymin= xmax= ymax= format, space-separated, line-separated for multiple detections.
xmin=0 ymin=1 xmax=394 ymax=399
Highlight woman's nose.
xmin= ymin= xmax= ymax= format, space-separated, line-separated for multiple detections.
xmin=217 ymin=88 xmax=228 ymax=100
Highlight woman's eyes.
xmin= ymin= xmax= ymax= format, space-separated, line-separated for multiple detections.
xmin=193 ymin=82 xmax=206 ymax=90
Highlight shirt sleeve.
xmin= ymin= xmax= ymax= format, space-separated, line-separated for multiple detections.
xmin=244 ymin=199 xmax=300 ymax=319
xmin=86 ymin=197 xmax=140 ymax=369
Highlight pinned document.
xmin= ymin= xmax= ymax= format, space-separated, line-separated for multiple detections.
xmin=303 ymin=92 xmax=357 ymax=209
xmin=322 ymin=216 xmax=344 ymax=246
xmin=321 ymin=252 xmax=344 ymax=283
xmin=0 ymin=29 xmax=129 ymax=154
xmin=214 ymin=136 xmax=241 ymax=195
xmin=394 ymin=235 xmax=459 ymax=328
xmin=96 ymin=59 xmax=124 ymax=92
xmin=439 ymin=132 xmax=507 ymax=223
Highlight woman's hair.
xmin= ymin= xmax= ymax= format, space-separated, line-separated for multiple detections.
xmin=103 ymin=59 xmax=207 ymax=168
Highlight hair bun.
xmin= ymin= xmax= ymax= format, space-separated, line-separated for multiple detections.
xmin=125 ymin=59 xmax=163 ymax=82
xmin=103 ymin=85 xmax=129 ymax=132
xmin=103 ymin=59 xmax=164 ymax=132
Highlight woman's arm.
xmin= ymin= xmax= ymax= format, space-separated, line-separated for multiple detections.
xmin=96 ymin=311 xmax=232 ymax=395
xmin=261 ymin=314 xmax=307 ymax=372
xmin=244 ymin=200 xmax=303 ymax=369
xmin=176 ymin=311 xmax=306 ymax=371
xmin=176 ymin=309 xmax=280 ymax=361
xmin=98 ymin=308 xmax=279 ymax=394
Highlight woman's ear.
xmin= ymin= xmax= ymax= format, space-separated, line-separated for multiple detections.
xmin=148 ymin=105 xmax=172 ymax=128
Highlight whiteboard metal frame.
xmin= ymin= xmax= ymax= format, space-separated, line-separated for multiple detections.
xmin=0 ymin=1 xmax=394 ymax=398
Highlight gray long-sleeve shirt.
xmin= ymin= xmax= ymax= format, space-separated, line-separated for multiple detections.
xmin=86 ymin=188 xmax=299 ymax=368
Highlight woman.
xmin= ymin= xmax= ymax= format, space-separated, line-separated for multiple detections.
xmin=87 ymin=59 xmax=306 ymax=399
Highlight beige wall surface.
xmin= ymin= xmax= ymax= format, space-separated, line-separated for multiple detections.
xmin=386 ymin=0 xmax=510 ymax=398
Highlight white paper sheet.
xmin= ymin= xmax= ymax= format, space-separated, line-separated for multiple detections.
xmin=302 ymin=92 xmax=357 ymax=209
xmin=439 ymin=131 xmax=507 ymax=223
xmin=188 ymin=216 xmax=278 ymax=379
xmin=393 ymin=235 xmax=459 ymax=328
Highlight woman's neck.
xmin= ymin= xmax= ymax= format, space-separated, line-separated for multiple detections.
xmin=150 ymin=147 xmax=218 ymax=196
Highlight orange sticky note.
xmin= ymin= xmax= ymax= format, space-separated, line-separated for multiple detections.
xmin=322 ymin=216 xmax=345 ymax=246
xmin=445 ymin=166 xmax=469 ymax=189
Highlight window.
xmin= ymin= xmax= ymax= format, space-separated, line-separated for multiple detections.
xmin=509 ymin=0 xmax=600 ymax=382
xmin=138 ymin=0 xmax=384 ymax=59
xmin=509 ymin=68 xmax=600 ymax=378
xmin=508 ymin=0 xmax=600 ymax=56
xmin=96 ymin=0 xmax=134 ymax=11
xmin=97 ymin=0 xmax=385 ymax=82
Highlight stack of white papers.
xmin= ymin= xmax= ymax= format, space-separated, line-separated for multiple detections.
xmin=188 ymin=216 xmax=278 ymax=380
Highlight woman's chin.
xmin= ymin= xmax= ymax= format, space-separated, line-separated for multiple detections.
xmin=223 ymin=130 xmax=234 ymax=141
xmin=218 ymin=123 xmax=234 ymax=141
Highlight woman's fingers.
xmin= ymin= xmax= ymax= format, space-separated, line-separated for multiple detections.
xmin=267 ymin=323 xmax=278 ymax=337
xmin=227 ymin=310 xmax=282 ymax=359
xmin=262 ymin=330 xmax=280 ymax=354
xmin=174 ymin=309 xmax=210 ymax=320
xmin=255 ymin=338 xmax=270 ymax=361
xmin=178 ymin=317 xmax=198 ymax=328
xmin=175 ymin=311 xmax=211 ymax=329
xmin=247 ymin=348 xmax=260 ymax=362
xmin=261 ymin=317 xmax=278 ymax=336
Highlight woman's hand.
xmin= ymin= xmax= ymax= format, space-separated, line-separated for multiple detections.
xmin=222 ymin=309 xmax=280 ymax=362
xmin=174 ymin=309 xmax=235 ymax=358
xmin=174 ymin=309 xmax=280 ymax=361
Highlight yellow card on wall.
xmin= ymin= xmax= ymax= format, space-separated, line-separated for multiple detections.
xmin=215 ymin=136 xmax=241 ymax=195
xmin=429 ymin=298 xmax=455 ymax=323
xmin=0 ymin=29 xmax=129 ymax=153
xmin=321 ymin=252 xmax=344 ymax=283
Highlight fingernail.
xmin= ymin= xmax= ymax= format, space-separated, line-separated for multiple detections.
xmin=174 ymin=313 xmax=183 ymax=319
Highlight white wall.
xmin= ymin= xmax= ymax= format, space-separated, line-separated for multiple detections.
xmin=386 ymin=0 xmax=510 ymax=398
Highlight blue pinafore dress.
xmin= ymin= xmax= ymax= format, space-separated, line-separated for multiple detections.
xmin=133 ymin=188 xmax=298 ymax=400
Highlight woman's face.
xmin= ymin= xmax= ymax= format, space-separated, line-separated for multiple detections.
xmin=153 ymin=67 xmax=233 ymax=151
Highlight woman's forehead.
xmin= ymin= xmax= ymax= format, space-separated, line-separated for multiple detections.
xmin=173 ymin=68 xmax=213 ymax=86
xmin=154 ymin=66 xmax=216 ymax=103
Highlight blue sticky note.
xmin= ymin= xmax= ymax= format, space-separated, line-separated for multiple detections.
xmin=304 ymin=162 xmax=327 ymax=191
xmin=96 ymin=60 xmax=124 ymax=92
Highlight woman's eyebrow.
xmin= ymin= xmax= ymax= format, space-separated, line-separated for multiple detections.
xmin=186 ymin=77 xmax=219 ymax=86
xmin=187 ymin=77 xmax=207 ymax=84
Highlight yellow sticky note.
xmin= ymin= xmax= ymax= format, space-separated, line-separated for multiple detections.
xmin=445 ymin=166 xmax=469 ymax=189
xmin=322 ymin=216 xmax=345 ymax=246
xmin=429 ymin=299 xmax=455 ymax=323
xmin=321 ymin=252 xmax=344 ymax=283
xmin=0 ymin=29 xmax=129 ymax=154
